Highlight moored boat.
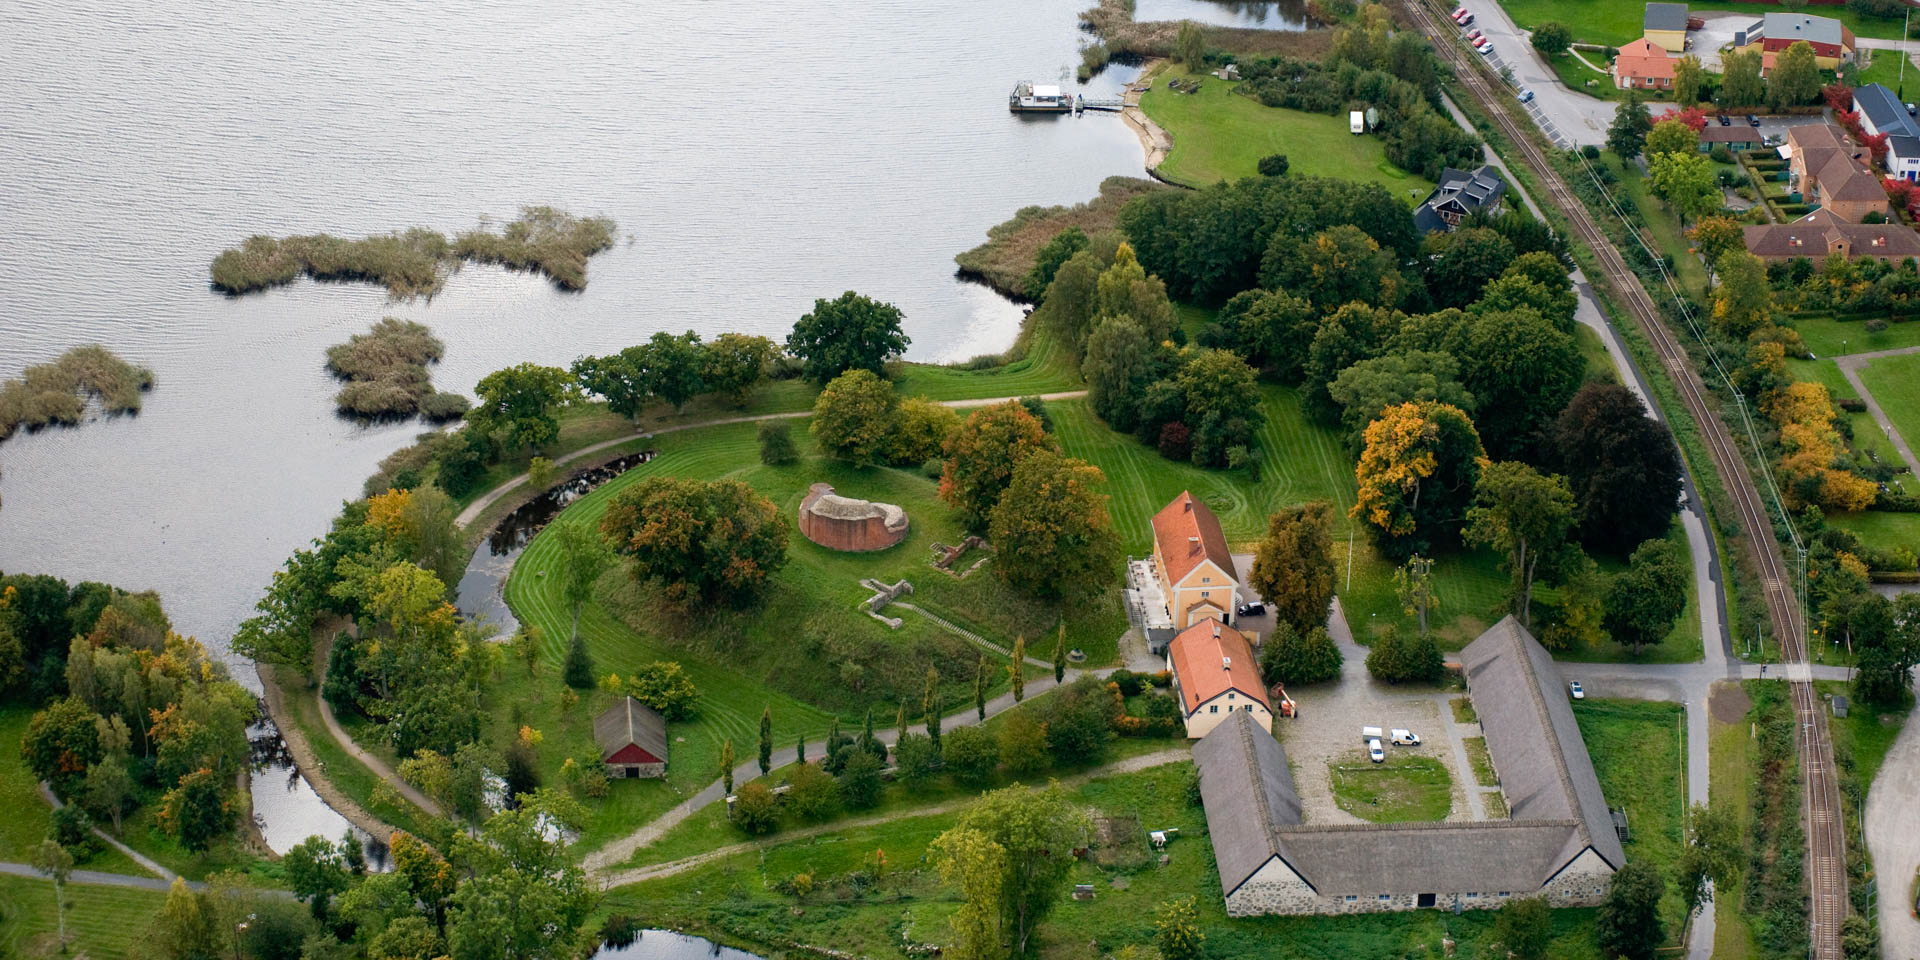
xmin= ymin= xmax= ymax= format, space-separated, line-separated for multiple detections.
xmin=1008 ymin=81 xmax=1070 ymax=113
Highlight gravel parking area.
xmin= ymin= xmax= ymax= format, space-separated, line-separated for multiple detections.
xmin=1268 ymin=607 xmax=1473 ymax=825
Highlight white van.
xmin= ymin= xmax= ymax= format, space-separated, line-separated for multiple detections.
xmin=1361 ymin=725 xmax=1384 ymax=741
xmin=1390 ymin=729 xmax=1421 ymax=746
xmin=1349 ymin=110 xmax=1365 ymax=134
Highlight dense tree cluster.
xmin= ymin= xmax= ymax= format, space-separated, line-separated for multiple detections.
xmin=573 ymin=330 xmax=781 ymax=416
xmin=598 ymin=475 xmax=790 ymax=607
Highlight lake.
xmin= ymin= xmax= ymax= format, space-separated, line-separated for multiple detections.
xmin=0 ymin=0 xmax=1146 ymax=662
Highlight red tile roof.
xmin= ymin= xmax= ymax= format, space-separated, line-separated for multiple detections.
xmin=1170 ymin=620 xmax=1269 ymax=714
xmin=1614 ymin=38 xmax=1675 ymax=81
xmin=1152 ymin=491 xmax=1236 ymax=588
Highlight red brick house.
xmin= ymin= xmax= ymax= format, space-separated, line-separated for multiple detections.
xmin=1612 ymin=39 xmax=1676 ymax=91
xmin=595 ymin=696 xmax=669 ymax=778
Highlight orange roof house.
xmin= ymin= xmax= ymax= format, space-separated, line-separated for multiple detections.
xmin=1612 ymin=38 xmax=1675 ymax=90
xmin=1168 ymin=620 xmax=1272 ymax=738
xmin=1149 ymin=492 xmax=1241 ymax=630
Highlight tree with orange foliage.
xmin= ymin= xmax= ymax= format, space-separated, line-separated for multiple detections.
xmin=1352 ymin=401 xmax=1487 ymax=557
xmin=940 ymin=400 xmax=1057 ymax=531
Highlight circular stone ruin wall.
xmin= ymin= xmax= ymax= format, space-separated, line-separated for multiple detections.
xmin=798 ymin=483 xmax=909 ymax=552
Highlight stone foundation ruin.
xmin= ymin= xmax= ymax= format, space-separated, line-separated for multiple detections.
xmin=798 ymin=483 xmax=909 ymax=552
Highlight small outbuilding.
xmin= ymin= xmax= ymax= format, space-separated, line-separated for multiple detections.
xmin=595 ymin=696 xmax=669 ymax=779
xmin=1643 ymin=2 xmax=1690 ymax=52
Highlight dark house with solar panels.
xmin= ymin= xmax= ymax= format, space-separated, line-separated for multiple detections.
xmin=1413 ymin=165 xmax=1507 ymax=234
xmin=595 ymin=696 xmax=669 ymax=779
xmin=1854 ymin=83 xmax=1920 ymax=182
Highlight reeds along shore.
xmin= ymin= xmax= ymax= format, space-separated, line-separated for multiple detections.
xmin=0 ymin=344 xmax=155 ymax=442
xmin=209 ymin=206 xmax=617 ymax=298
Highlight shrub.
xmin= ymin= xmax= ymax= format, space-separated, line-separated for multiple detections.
xmin=732 ymin=782 xmax=778 ymax=834
xmin=1582 ymin=144 xmax=1601 ymax=160
xmin=943 ymin=725 xmax=999 ymax=786
xmin=1108 ymin=668 xmax=1146 ymax=696
xmin=1257 ymin=153 xmax=1290 ymax=176
xmin=785 ymin=762 xmax=840 ymax=820
xmin=418 ymin=392 xmax=470 ymax=421
xmin=838 ymin=750 xmax=885 ymax=809
xmin=758 ymin=419 xmax=798 ymax=466
xmin=1157 ymin=421 xmax=1192 ymax=460
xmin=625 ymin=661 xmax=698 ymax=719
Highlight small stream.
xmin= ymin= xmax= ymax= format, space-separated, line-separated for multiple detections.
xmin=455 ymin=450 xmax=657 ymax=633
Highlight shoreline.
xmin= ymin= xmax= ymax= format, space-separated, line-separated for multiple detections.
xmin=1122 ymin=58 xmax=1177 ymax=179
xmin=257 ymin=654 xmax=409 ymax=845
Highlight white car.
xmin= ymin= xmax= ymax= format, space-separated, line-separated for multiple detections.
xmin=1368 ymin=739 xmax=1386 ymax=763
xmin=1569 ymin=680 xmax=1585 ymax=700
xmin=1476 ymin=40 xmax=1495 ymax=55
xmin=1390 ymin=729 xmax=1421 ymax=746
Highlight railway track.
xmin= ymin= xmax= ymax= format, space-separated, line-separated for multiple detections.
xmin=1395 ymin=1 xmax=1848 ymax=954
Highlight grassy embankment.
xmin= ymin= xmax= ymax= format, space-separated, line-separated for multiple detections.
xmin=209 ymin=206 xmax=615 ymax=297
xmin=1140 ymin=67 xmax=1438 ymax=197
xmin=1499 ymin=0 xmax=1915 ymax=45
xmin=0 ymin=345 xmax=154 ymax=444
xmin=0 ymin=873 xmax=169 ymax=959
xmin=1708 ymin=682 xmax=1759 ymax=959
xmin=1081 ymin=0 xmax=1339 ymax=61
xmin=1330 ymin=752 xmax=1454 ymax=822
xmin=325 ymin=317 xmax=469 ymax=421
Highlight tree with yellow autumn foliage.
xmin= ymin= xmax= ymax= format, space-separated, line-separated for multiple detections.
xmin=1351 ymin=401 xmax=1487 ymax=557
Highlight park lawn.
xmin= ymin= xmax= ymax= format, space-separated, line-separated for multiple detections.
xmin=1792 ymin=312 xmax=1920 ymax=358
xmin=1707 ymin=682 xmax=1759 ymax=960
xmin=1330 ymin=751 xmax=1454 ymax=822
xmin=1141 ymin=68 xmax=1436 ymax=198
xmin=0 ymin=702 xmax=221 ymax=880
xmin=0 ymin=873 xmax=169 ymax=959
xmin=1816 ymin=680 xmax=1911 ymax=792
xmin=1502 ymin=0 xmax=1916 ymax=45
xmin=501 ymin=418 xmax=1113 ymax=856
xmin=1785 ymin=357 xmax=1856 ymax=401
xmin=600 ymin=761 xmax=1613 ymax=960
xmin=1051 ymin=390 xmax=1517 ymax=648
xmin=1546 ymin=50 xmax=1621 ymax=101
xmin=1572 ymin=697 xmax=1690 ymax=934
xmin=1857 ymin=350 xmax=1920 ymax=456
xmin=1829 ymin=509 xmax=1920 ymax=558
xmin=1855 ymin=46 xmax=1920 ymax=95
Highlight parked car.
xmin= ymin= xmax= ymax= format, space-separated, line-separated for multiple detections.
xmin=1477 ymin=40 xmax=1495 ymax=55
xmin=1236 ymin=601 xmax=1266 ymax=617
xmin=1368 ymin=738 xmax=1386 ymax=763
xmin=1452 ymin=6 xmax=1469 ymax=19
xmin=1569 ymin=680 xmax=1585 ymax=700
xmin=1466 ymin=29 xmax=1483 ymax=41
xmin=1716 ymin=113 xmax=1731 ymax=126
xmin=1517 ymin=88 xmax=1535 ymax=104
xmin=1747 ymin=114 xmax=1761 ymax=127
xmin=1390 ymin=729 xmax=1422 ymax=746
xmin=1460 ymin=12 xmax=1475 ymax=25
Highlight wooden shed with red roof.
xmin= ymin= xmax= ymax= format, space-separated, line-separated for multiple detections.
xmin=1149 ymin=491 xmax=1241 ymax=631
xmin=1168 ymin=619 xmax=1272 ymax=738
xmin=595 ymin=696 xmax=669 ymax=779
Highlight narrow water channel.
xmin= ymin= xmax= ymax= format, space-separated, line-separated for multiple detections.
xmin=591 ymin=930 xmax=763 ymax=960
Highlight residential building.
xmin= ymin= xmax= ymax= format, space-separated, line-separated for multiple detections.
xmin=1854 ymin=82 xmax=1920 ymax=181
xmin=1786 ymin=124 xmax=1887 ymax=223
xmin=1643 ymin=2 xmax=1689 ymax=53
xmin=1743 ymin=207 xmax=1920 ymax=263
xmin=1698 ymin=125 xmax=1762 ymax=152
xmin=1612 ymin=38 xmax=1676 ymax=91
xmin=1735 ymin=13 xmax=1855 ymax=68
xmin=1412 ymin=165 xmax=1507 ymax=234
xmin=594 ymin=696 xmax=669 ymax=779
xmin=1193 ymin=618 xmax=1621 ymax=916
xmin=1149 ymin=491 xmax=1240 ymax=630
xmin=1168 ymin=619 xmax=1271 ymax=739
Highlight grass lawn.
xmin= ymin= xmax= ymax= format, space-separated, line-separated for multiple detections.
xmin=1856 ymin=46 xmax=1920 ymax=96
xmin=1785 ymin=357 xmax=1856 ymax=401
xmin=1461 ymin=736 xmax=1497 ymax=789
xmin=1501 ymin=0 xmax=1916 ymax=45
xmin=1546 ymin=50 xmax=1620 ymax=101
xmin=1328 ymin=751 xmax=1454 ymax=822
xmin=1707 ymin=682 xmax=1758 ymax=960
xmin=1603 ymin=154 xmax=1710 ymax=295
xmin=1793 ymin=313 xmax=1920 ymax=358
xmin=0 ymin=873 xmax=169 ymax=959
xmin=1451 ymin=696 xmax=1478 ymax=724
xmin=500 ymin=417 xmax=1107 ymax=856
xmin=1829 ymin=509 xmax=1920 ymax=557
xmin=1577 ymin=324 xmax=1616 ymax=383
xmin=1816 ymin=680 xmax=1910 ymax=792
xmin=1140 ymin=67 xmax=1436 ymax=198
xmin=601 ymin=761 xmax=1614 ymax=960
xmin=1572 ymin=697 xmax=1689 ymax=933
xmin=1857 ymin=350 xmax=1920 ymax=457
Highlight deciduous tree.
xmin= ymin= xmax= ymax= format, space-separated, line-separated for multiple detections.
xmin=987 ymin=451 xmax=1122 ymax=598
xmin=931 ymin=826 xmax=1008 ymax=960
xmin=1328 ymin=351 xmax=1475 ymax=454
xmin=997 ymin=711 xmax=1048 ymax=775
xmin=22 ymin=696 xmax=102 ymax=796
xmin=1494 ymin=896 xmax=1552 ymax=960
xmin=284 ymin=835 xmax=350 ymax=920
xmin=1081 ymin=316 xmax=1156 ymax=432
xmin=1257 ymin=622 xmax=1344 ymax=686
xmin=158 ymin=767 xmax=233 ymax=853
xmin=892 ymin=396 xmax=962 ymax=467
xmin=1551 ymin=382 xmax=1683 ymax=554
xmin=1598 ymin=860 xmax=1667 ymax=960
xmin=945 ymin=725 xmax=1000 ymax=787
xmin=810 ymin=369 xmax=899 ymax=467
xmin=469 ymin=362 xmax=571 ymax=453
xmin=1604 ymin=538 xmax=1689 ymax=654
xmin=702 ymin=332 xmax=778 ymax=404
xmin=786 ymin=291 xmax=911 ymax=383
xmin=1768 ymin=40 xmax=1820 ymax=111
xmin=1608 ymin=90 xmax=1653 ymax=160
xmin=32 ymin=839 xmax=74 ymax=951
xmin=1673 ymin=54 xmax=1705 ymax=105
xmin=1720 ymin=48 xmax=1764 ymax=109
xmin=1711 ymin=249 xmax=1772 ymax=338
xmin=624 ymin=661 xmax=699 ymax=720
xmin=1249 ymin=502 xmax=1337 ymax=635
xmin=1261 ymin=224 xmax=1403 ymax=311
xmin=635 ymin=330 xmax=706 ymax=411
xmin=758 ymin=419 xmax=798 ymax=465
xmin=600 ymin=476 xmax=789 ymax=606
xmin=1645 ymin=117 xmax=1700 ymax=162
xmin=942 ymin=401 xmax=1057 ymax=531
xmin=1027 ymin=227 xmax=1090 ymax=298
xmin=935 ymin=783 xmax=1093 ymax=957
xmin=153 ymin=876 xmax=220 ymax=960
xmin=1650 ymin=149 xmax=1721 ymax=226
xmin=1096 ymin=243 xmax=1176 ymax=344
xmin=1465 ymin=462 xmax=1576 ymax=627
xmin=1351 ymin=401 xmax=1487 ymax=556
xmin=1459 ymin=308 xmax=1584 ymax=459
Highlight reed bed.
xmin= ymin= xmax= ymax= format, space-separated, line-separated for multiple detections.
xmin=325 ymin=317 xmax=467 ymax=420
xmin=210 ymin=207 xmax=616 ymax=298
xmin=0 ymin=345 xmax=154 ymax=441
